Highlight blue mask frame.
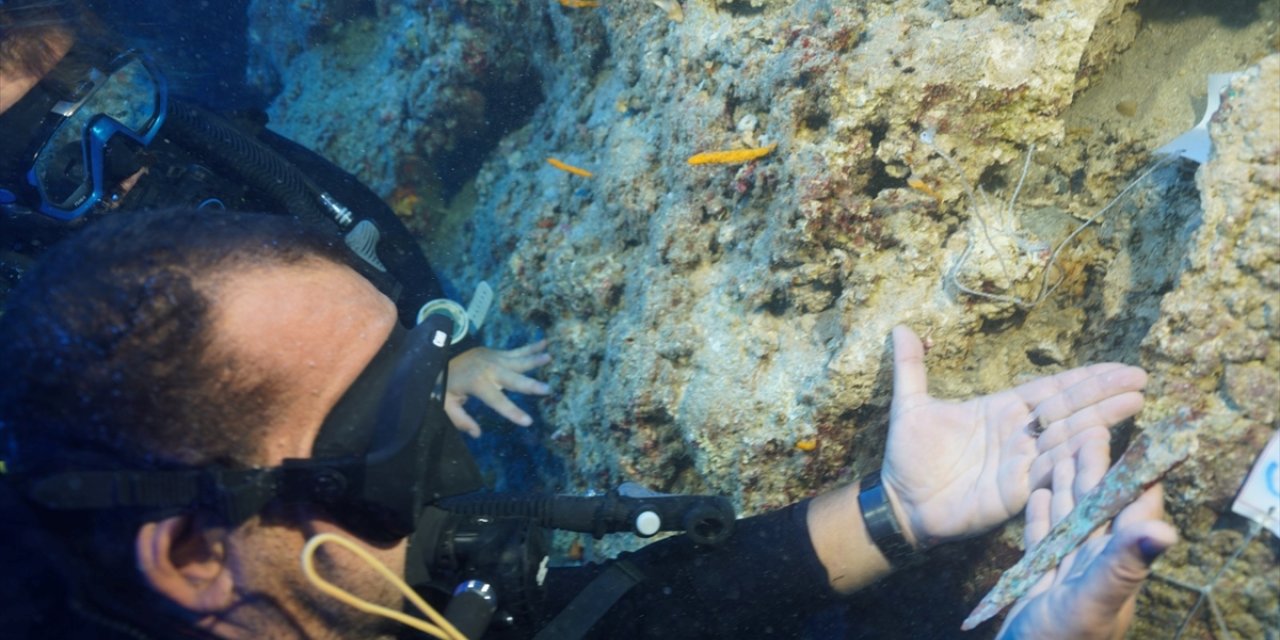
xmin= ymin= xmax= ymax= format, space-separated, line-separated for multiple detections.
xmin=0 ymin=44 xmax=168 ymax=220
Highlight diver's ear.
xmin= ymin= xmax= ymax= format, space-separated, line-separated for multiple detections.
xmin=135 ymin=514 xmax=235 ymax=614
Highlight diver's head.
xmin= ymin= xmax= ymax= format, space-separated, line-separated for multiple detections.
xmin=0 ymin=1 xmax=165 ymax=221
xmin=0 ymin=209 xmax=480 ymax=638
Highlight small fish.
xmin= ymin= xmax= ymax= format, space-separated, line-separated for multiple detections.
xmin=906 ymin=176 xmax=942 ymax=203
xmin=546 ymin=157 xmax=594 ymax=178
xmin=687 ymin=143 xmax=776 ymax=166
xmin=961 ymin=409 xmax=1199 ymax=630
xmin=795 ymin=438 xmax=818 ymax=452
xmin=558 ymin=0 xmax=599 ymax=8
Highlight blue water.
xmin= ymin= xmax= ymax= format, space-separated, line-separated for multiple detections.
xmin=89 ymin=0 xmax=266 ymax=110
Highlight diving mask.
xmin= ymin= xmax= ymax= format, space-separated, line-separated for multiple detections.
xmin=13 ymin=311 xmax=485 ymax=541
xmin=0 ymin=41 xmax=168 ymax=221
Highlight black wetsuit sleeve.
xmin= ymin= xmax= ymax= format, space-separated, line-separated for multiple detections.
xmin=539 ymin=499 xmax=839 ymax=639
xmin=253 ymin=129 xmax=480 ymax=353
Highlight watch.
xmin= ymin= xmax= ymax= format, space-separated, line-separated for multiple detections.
xmin=857 ymin=469 xmax=916 ymax=567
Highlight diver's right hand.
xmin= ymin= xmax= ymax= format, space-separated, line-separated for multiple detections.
xmin=444 ymin=341 xmax=552 ymax=437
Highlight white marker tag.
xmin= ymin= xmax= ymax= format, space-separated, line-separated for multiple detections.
xmin=433 ymin=330 xmax=447 ymax=348
xmin=1231 ymin=430 xmax=1280 ymax=537
xmin=1154 ymin=71 xmax=1244 ymax=164
xmin=467 ymin=281 xmax=494 ymax=331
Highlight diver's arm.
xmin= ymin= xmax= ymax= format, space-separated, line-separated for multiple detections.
xmin=805 ymin=478 xmax=911 ymax=594
xmin=541 ymin=500 xmax=838 ymax=638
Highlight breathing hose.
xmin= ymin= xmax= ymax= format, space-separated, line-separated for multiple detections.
xmin=438 ymin=488 xmax=736 ymax=545
xmin=161 ymin=99 xmax=450 ymax=326
xmin=164 ymin=100 xmax=340 ymax=230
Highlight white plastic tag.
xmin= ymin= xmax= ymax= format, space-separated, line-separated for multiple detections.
xmin=467 ymin=281 xmax=494 ymax=331
xmin=1154 ymin=72 xmax=1243 ymax=164
xmin=1231 ymin=430 xmax=1279 ymax=537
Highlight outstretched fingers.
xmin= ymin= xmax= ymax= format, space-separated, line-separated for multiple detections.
xmin=1028 ymin=427 xmax=1110 ymax=493
xmin=1073 ymin=436 xmax=1110 ymax=501
xmin=498 ymin=369 xmax=552 ymax=396
xmin=1044 ymin=438 xmax=1110 ymax=583
xmin=891 ymin=325 xmax=928 ymax=403
xmin=1025 ymin=488 xmax=1053 ymax=548
xmin=1022 ymin=487 xmax=1056 ymax=598
xmin=1024 ymin=365 xmax=1146 ymax=451
xmin=1014 ymin=363 xmax=1146 ymax=408
xmin=1035 ymin=391 xmax=1144 ymax=453
xmin=501 ymin=341 xmax=552 ymax=373
xmin=506 ymin=338 xmax=549 ymax=358
xmin=477 ymin=385 xmax=535 ymax=427
xmin=445 ymin=397 xmax=483 ymax=438
xmin=1050 ymin=454 xmax=1077 ymax=525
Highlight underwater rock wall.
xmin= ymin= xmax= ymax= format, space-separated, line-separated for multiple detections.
xmin=1133 ymin=54 xmax=1280 ymax=640
xmin=248 ymin=0 xmax=547 ymax=203
xmin=460 ymin=0 xmax=1158 ymax=510
xmin=249 ymin=0 xmax=1278 ymax=636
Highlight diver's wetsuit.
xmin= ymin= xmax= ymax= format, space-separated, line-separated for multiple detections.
xmin=540 ymin=500 xmax=836 ymax=639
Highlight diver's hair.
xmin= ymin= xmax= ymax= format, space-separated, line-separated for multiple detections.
xmin=0 ymin=208 xmax=358 ymax=631
xmin=0 ymin=208 xmax=358 ymax=470
xmin=0 ymin=0 xmax=111 ymax=78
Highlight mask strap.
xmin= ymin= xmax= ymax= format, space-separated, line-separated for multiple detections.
xmin=300 ymin=532 xmax=469 ymax=640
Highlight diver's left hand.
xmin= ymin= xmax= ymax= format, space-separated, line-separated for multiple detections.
xmin=880 ymin=325 xmax=1148 ymax=548
xmin=997 ymin=439 xmax=1176 ymax=640
xmin=445 ymin=340 xmax=552 ymax=438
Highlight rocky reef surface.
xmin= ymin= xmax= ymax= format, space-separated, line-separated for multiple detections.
xmin=1133 ymin=54 xmax=1280 ymax=640
xmin=250 ymin=0 xmax=1278 ymax=636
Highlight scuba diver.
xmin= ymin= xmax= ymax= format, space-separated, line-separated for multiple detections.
xmin=0 ymin=0 xmax=550 ymax=438
xmin=0 ymin=2 xmax=1178 ymax=639
xmin=0 ymin=206 xmax=1178 ymax=640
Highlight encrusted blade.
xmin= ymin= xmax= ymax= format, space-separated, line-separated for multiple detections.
xmin=961 ymin=408 xmax=1200 ymax=630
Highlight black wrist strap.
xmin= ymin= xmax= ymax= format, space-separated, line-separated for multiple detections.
xmin=858 ymin=469 xmax=916 ymax=567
